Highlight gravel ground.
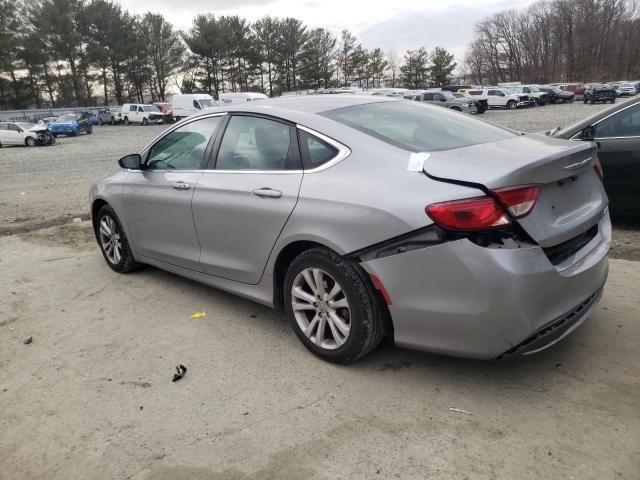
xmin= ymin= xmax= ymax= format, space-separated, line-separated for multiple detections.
xmin=0 ymin=224 xmax=638 ymax=480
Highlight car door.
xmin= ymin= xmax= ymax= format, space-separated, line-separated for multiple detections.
xmin=592 ymin=102 xmax=640 ymax=215
xmin=5 ymin=123 xmax=23 ymax=145
xmin=192 ymin=114 xmax=303 ymax=284
xmin=486 ymin=89 xmax=502 ymax=107
xmin=122 ymin=114 xmax=225 ymax=270
xmin=0 ymin=124 xmax=10 ymax=145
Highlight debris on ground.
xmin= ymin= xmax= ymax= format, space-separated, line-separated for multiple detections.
xmin=449 ymin=407 xmax=471 ymax=415
xmin=23 ymin=336 xmax=33 ymax=345
xmin=189 ymin=312 xmax=206 ymax=319
xmin=172 ymin=364 xmax=187 ymax=382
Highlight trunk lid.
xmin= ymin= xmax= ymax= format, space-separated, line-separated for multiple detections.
xmin=423 ymin=135 xmax=608 ymax=247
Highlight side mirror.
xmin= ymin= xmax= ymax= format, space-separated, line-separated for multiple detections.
xmin=580 ymin=125 xmax=596 ymax=141
xmin=119 ymin=153 xmax=142 ymax=169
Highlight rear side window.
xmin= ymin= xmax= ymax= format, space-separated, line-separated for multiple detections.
xmin=298 ymin=130 xmax=338 ymax=169
xmin=215 ymin=115 xmax=300 ymax=171
xmin=322 ymin=101 xmax=515 ymax=152
xmin=468 ymin=90 xmax=482 ymax=96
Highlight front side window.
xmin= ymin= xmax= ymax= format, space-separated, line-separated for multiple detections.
xmin=323 ymin=101 xmax=515 ymax=152
xmin=298 ymin=130 xmax=338 ymax=169
xmin=8 ymin=124 xmax=20 ymax=132
xmin=596 ymin=104 xmax=640 ymax=138
xmin=138 ymin=107 xmax=144 ymax=113
xmin=146 ymin=116 xmax=223 ymax=170
xmin=423 ymin=94 xmax=434 ymax=101
xmin=215 ymin=116 xmax=298 ymax=171
xmin=487 ymin=90 xmax=499 ymax=96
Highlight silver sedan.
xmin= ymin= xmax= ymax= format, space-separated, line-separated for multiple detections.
xmin=90 ymin=95 xmax=610 ymax=363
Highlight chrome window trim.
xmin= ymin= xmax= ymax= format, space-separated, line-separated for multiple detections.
xmin=296 ymin=124 xmax=352 ymax=173
xmin=569 ymin=100 xmax=640 ymax=140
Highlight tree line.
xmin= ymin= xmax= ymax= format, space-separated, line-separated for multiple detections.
xmin=0 ymin=0 xmax=457 ymax=109
xmin=464 ymin=0 xmax=640 ymax=85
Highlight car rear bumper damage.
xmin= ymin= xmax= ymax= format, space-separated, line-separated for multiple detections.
xmin=358 ymin=214 xmax=611 ymax=360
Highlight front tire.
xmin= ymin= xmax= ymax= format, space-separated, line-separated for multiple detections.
xmin=507 ymin=100 xmax=517 ymax=110
xmin=142 ymin=118 xmax=148 ymax=126
xmin=124 ymin=117 xmax=129 ymax=126
xmin=87 ymin=125 xmax=93 ymax=134
xmin=25 ymin=137 xmax=36 ymax=147
xmin=284 ymin=248 xmax=384 ymax=364
xmin=95 ymin=205 xmax=139 ymax=273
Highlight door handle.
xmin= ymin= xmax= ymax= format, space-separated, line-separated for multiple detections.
xmin=252 ymin=188 xmax=282 ymax=198
xmin=171 ymin=182 xmax=191 ymax=191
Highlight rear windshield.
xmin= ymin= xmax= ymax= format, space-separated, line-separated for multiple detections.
xmin=322 ymin=101 xmax=516 ymax=152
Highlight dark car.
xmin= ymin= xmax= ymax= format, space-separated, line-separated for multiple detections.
xmin=549 ymin=99 xmax=640 ymax=216
xmin=538 ymin=86 xmax=575 ymax=103
xmin=584 ymin=84 xmax=616 ymax=104
xmin=48 ymin=112 xmax=93 ymax=137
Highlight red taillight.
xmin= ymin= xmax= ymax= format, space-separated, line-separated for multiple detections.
xmin=369 ymin=274 xmax=392 ymax=305
xmin=426 ymin=196 xmax=511 ymax=231
xmin=491 ymin=185 xmax=541 ymax=219
xmin=594 ymin=160 xmax=604 ymax=181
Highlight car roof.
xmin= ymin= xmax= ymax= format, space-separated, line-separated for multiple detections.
xmin=204 ymin=94 xmax=398 ymax=115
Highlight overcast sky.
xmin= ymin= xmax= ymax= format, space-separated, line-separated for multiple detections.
xmin=117 ymin=0 xmax=536 ymax=63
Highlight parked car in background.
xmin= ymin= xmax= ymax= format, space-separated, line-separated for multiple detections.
xmin=153 ymin=102 xmax=175 ymax=123
xmin=121 ymin=104 xmax=165 ymax=126
xmin=467 ymin=87 xmax=529 ymax=109
xmin=48 ymin=112 xmax=92 ymax=136
xmin=97 ymin=108 xmax=122 ymax=125
xmin=550 ymin=99 xmax=639 ymax=217
xmin=583 ymin=84 xmax=616 ymax=104
xmin=506 ymin=85 xmax=549 ymax=106
xmin=90 ymin=95 xmax=610 ymax=363
xmin=615 ymin=82 xmax=637 ymax=97
xmin=537 ymin=86 xmax=575 ymax=103
xmin=219 ymin=92 xmax=268 ymax=105
xmin=560 ymin=83 xmax=586 ymax=100
xmin=0 ymin=121 xmax=55 ymax=147
xmin=171 ymin=94 xmax=218 ymax=120
xmin=404 ymin=90 xmax=485 ymax=114
xmin=370 ymin=88 xmax=409 ymax=97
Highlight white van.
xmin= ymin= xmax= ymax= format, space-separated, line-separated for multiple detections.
xmin=121 ymin=104 xmax=164 ymax=125
xmin=171 ymin=94 xmax=218 ymax=120
xmin=218 ymin=92 xmax=268 ymax=105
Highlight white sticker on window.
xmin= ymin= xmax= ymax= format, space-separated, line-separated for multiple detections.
xmin=407 ymin=152 xmax=430 ymax=172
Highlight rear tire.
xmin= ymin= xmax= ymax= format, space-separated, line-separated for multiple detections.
xmin=284 ymin=248 xmax=384 ymax=364
xmin=95 ymin=205 xmax=139 ymax=273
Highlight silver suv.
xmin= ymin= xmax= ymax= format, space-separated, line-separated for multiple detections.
xmin=404 ymin=90 xmax=478 ymax=114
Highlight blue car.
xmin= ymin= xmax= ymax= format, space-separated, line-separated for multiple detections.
xmin=48 ymin=112 xmax=93 ymax=137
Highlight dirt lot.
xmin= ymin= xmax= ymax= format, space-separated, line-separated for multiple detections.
xmin=1 ymin=101 xmax=639 ymax=479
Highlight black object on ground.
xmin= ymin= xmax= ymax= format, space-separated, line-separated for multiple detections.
xmin=172 ymin=364 xmax=187 ymax=382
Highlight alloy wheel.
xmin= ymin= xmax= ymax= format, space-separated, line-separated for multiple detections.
xmin=99 ymin=215 xmax=122 ymax=265
xmin=291 ymin=267 xmax=351 ymax=350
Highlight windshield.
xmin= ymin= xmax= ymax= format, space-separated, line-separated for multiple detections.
xmin=528 ymin=86 xmax=540 ymax=92
xmin=198 ymin=99 xmax=217 ymax=108
xmin=322 ymin=101 xmax=516 ymax=152
xmin=57 ymin=114 xmax=76 ymax=122
xmin=143 ymin=106 xmax=160 ymax=112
